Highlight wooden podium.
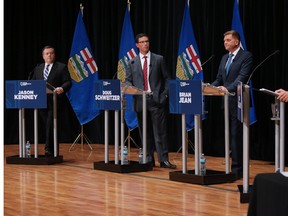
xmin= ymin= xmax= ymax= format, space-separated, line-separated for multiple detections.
xmin=93 ymin=80 xmax=153 ymax=173
xmin=5 ymin=80 xmax=63 ymax=165
xmin=169 ymin=81 xmax=236 ymax=185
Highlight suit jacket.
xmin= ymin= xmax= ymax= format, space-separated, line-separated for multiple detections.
xmin=126 ymin=52 xmax=170 ymax=112
xmin=32 ymin=61 xmax=72 ymax=92
xmin=211 ymin=48 xmax=253 ymax=117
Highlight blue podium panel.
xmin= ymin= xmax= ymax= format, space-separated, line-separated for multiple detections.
xmin=95 ymin=79 xmax=121 ymax=110
xmin=5 ymin=80 xmax=47 ymax=109
xmin=169 ymin=80 xmax=202 ymax=114
xmin=237 ymin=81 xmax=243 ymax=122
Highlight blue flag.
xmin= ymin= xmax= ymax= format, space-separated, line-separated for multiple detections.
xmin=232 ymin=0 xmax=257 ymax=125
xmin=66 ymin=11 xmax=101 ymax=125
xmin=176 ymin=2 xmax=204 ymax=131
xmin=117 ymin=7 xmax=138 ymax=130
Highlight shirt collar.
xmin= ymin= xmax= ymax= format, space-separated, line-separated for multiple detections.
xmin=230 ymin=47 xmax=240 ymax=56
xmin=140 ymin=51 xmax=150 ymax=59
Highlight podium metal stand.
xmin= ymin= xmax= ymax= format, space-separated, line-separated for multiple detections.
xmin=93 ymin=81 xmax=153 ymax=173
xmin=238 ymin=87 xmax=286 ymax=203
xmin=6 ymin=81 xmax=63 ymax=165
xmin=169 ymin=83 xmax=236 ymax=185
xmin=259 ymin=88 xmax=286 ymax=172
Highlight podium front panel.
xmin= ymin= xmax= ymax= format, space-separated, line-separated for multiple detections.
xmin=169 ymin=79 xmax=202 ymax=114
xmin=95 ymin=79 xmax=121 ymax=110
xmin=5 ymin=80 xmax=47 ymax=109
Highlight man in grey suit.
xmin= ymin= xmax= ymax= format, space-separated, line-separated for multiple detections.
xmin=32 ymin=46 xmax=71 ymax=156
xmin=126 ymin=33 xmax=176 ymax=169
xmin=212 ymin=30 xmax=253 ymax=179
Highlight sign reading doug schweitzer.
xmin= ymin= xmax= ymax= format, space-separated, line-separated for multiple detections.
xmin=95 ymin=80 xmax=121 ymax=110
xmin=6 ymin=80 xmax=47 ymax=109
xmin=169 ymin=80 xmax=202 ymax=114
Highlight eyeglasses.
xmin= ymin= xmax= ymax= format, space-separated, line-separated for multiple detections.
xmin=137 ymin=40 xmax=149 ymax=44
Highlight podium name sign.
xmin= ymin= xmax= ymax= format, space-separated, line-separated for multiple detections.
xmin=237 ymin=81 xmax=243 ymax=122
xmin=95 ymin=80 xmax=121 ymax=110
xmin=169 ymin=80 xmax=202 ymax=114
xmin=6 ymin=80 xmax=47 ymax=109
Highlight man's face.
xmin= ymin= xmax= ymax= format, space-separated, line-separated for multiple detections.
xmin=223 ymin=34 xmax=239 ymax=52
xmin=42 ymin=48 xmax=55 ymax=64
xmin=136 ymin=36 xmax=150 ymax=54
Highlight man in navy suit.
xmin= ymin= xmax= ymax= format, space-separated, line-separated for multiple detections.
xmin=125 ymin=33 xmax=176 ymax=169
xmin=32 ymin=46 xmax=71 ymax=156
xmin=212 ymin=30 xmax=253 ymax=179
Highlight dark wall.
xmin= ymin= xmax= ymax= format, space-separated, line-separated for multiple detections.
xmin=4 ymin=0 xmax=288 ymax=162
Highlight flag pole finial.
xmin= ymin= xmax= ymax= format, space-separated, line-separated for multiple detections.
xmin=80 ymin=3 xmax=84 ymax=16
xmin=127 ymin=0 xmax=131 ymax=11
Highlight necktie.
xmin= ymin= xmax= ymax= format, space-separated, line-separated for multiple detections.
xmin=143 ymin=56 xmax=148 ymax=91
xmin=44 ymin=64 xmax=50 ymax=80
xmin=226 ymin=54 xmax=233 ymax=75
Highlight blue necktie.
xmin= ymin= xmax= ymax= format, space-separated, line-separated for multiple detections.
xmin=44 ymin=64 xmax=50 ymax=80
xmin=226 ymin=54 xmax=233 ymax=75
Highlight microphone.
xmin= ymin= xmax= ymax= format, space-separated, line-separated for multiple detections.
xmin=112 ymin=71 xmax=118 ymax=79
xmin=201 ymin=55 xmax=214 ymax=67
xmin=246 ymin=50 xmax=280 ymax=85
xmin=28 ymin=64 xmax=38 ymax=80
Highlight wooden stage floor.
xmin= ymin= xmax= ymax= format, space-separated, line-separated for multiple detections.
xmin=4 ymin=143 xmax=282 ymax=216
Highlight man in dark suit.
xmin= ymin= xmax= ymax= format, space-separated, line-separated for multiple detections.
xmin=125 ymin=33 xmax=176 ymax=169
xmin=32 ymin=45 xmax=71 ymax=156
xmin=211 ymin=30 xmax=253 ymax=179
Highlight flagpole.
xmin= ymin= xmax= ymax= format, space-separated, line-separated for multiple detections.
xmin=69 ymin=3 xmax=93 ymax=152
xmin=127 ymin=0 xmax=131 ymax=11
xmin=80 ymin=3 xmax=84 ymax=16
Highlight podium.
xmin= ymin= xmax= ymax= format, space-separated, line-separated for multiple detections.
xmin=5 ymin=80 xmax=63 ymax=165
xmin=93 ymin=80 xmax=153 ymax=173
xmin=169 ymin=81 xmax=236 ymax=185
xmin=259 ymin=88 xmax=285 ymax=172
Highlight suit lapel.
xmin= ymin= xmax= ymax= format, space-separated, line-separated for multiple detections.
xmin=47 ymin=63 xmax=57 ymax=80
xmin=149 ymin=53 xmax=154 ymax=79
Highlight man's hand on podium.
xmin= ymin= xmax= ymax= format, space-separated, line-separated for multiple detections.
xmin=275 ymin=89 xmax=288 ymax=102
xmin=217 ymin=86 xmax=228 ymax=93
xmin=54 ymin=87 xmax=64 ymax=94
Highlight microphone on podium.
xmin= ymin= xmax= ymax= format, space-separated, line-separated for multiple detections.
xmin=246 ymin=50 xmax=280 ymax=85
xmin=112 ymin=71 xmax=118 ymax=79
xmin=201 ymin=55 xmax=214 ymax=67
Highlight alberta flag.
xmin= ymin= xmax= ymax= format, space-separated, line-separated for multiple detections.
xmin=176 ymin=2 xmax=204 ymax=131
xmin=232 ymin=0 xmax=257 ymax=125
xmin=66 ymin=11 xmax=101 ymax=125
xmin=117 ymin=7 xmax=138 ymax=130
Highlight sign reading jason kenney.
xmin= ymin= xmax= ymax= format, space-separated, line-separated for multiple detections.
xmin=6 ymin=80 xmax=47 ymax=109
xmin=169 ymin=80 xmax=202 ymax=114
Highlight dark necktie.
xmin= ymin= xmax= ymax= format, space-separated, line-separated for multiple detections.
xmin=226 ymin=54 xmax=233 ymax=75
xmin=143 ymin=56 xmax=148 ymax=91
xmin=44 ymin=64 xmax=50 ymax=80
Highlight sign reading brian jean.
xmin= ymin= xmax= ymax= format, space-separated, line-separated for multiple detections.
xmin=169 ymin=80 xmax=202 ymax=114
xmin=6 ymin=80 xmax=47 ymax=109
xmin=95 ymin=79 xmax=121 ymax=110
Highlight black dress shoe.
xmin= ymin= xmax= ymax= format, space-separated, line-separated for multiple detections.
xmin=160 ymin=161 xmax=176 ymax=169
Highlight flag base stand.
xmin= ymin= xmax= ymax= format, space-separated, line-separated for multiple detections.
xmin=93 ymin=160 xmax=153 ymax=173
xmin=6 ymin=155 xmax=63 ymax=165
xmin=69 ymin=125 xmax=93 ymax=151
xmin=238 ymin=185 xmax=253 ymax=203
xmin=169 ymin=169 xmax=236 ymax=185
xmin=173 ymin=139 xmax=194 ymax=160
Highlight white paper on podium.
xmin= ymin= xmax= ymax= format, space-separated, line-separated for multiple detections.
xmin=259 ymin=88 xmax=279 ymax=97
